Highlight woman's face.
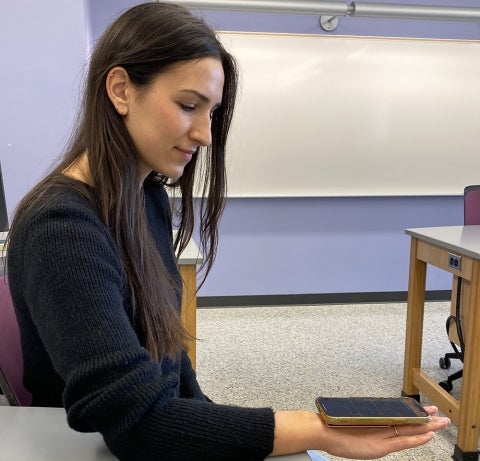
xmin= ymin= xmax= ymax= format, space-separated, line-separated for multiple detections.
xmin=124 ymin=57 xmax=225 ymax=180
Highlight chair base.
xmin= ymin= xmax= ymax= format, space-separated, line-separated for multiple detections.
xmin=439 ymin=369 xmax=463 ymax=393
xmin=439 ymin=351 xmax=463 ymax=393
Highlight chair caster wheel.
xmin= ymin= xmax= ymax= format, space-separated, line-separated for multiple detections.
xmin=439 ymin=357 xmax=451 ymax=369
xmin=439 ymin=380 xmax=453 ymax=392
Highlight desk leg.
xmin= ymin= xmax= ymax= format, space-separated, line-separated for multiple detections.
xmin=179 ymin=264 xmax=197 ymax=370
xmin=402 ymin=238 xmax=427 ymax=399
xmin=453 ymin=261 xmax=480 ymax=461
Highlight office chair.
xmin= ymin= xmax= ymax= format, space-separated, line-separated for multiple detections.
xmin=0 ymin=277 xmax=32 ymax=405
xmin=438 ymin=185 xmax=480 ymax=392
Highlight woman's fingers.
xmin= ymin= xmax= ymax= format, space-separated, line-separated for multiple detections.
xmin=392 ymin=415 xmax=450 ymax=438
xmin=383 ymin=430 xmax=437 ymax=455
xmin=423 ymin=405 xmax=439 ymax=416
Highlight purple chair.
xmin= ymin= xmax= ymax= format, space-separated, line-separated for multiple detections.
xmin=438 ymin=185 xmax=480 ymax=392
xmin=0 ymin=277 xmax=32 ymax=405
xmin=463 ymin=185 xmax=480 ymax=226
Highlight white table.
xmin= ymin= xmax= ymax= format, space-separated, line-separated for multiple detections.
xmin=0 ymin=406 xmax=113 ymax=460
xmin=0 ymin=406 xmax=312 ymax=460
xmin=0 ymin=232 xmax=6 ymax=277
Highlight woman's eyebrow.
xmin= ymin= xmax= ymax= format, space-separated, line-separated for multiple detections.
xmin=179 ymin=89 xmax=221 ymax=108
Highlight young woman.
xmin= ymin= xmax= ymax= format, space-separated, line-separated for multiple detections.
xmin=6 ymin=2 xmax=449 ymax=460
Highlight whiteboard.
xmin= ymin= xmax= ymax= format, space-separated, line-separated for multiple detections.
xmin=219 ymin=32 xmax=480 ymax=197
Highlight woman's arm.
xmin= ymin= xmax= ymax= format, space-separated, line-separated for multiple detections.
xmin=9 ymin=199 xmax=276 ymax=460
xmin=272 ymin=406 xmax=450 ymax=459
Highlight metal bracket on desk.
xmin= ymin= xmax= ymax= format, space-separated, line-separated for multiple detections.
xmin=401 ymin=390 xmax=420 ymax=402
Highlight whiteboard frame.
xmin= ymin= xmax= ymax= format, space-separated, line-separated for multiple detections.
xmin=219 ymin=32 xmax=480 ymax=197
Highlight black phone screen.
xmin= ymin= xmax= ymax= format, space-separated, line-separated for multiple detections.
xmin=319 ymin=397 xmax=425 ymax=418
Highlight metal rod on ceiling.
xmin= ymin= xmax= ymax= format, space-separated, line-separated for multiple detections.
xmin=178 ymin=1 xmax=350 ymax=15
xmin=352 ymin=3 xmax=480 ymax=21
xmin=176 ymin=0 xmax=480 ymax=22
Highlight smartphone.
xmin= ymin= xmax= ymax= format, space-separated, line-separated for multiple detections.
xmin=315 ymin=397 xmax=430 ymax=426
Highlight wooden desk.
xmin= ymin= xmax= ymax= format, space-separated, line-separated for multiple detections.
xmin=402 ymin=225 xmax=480 ymax=461
xmin=178 ymin=237 xmax=203 ymax=369
xmin=0 ymin=406 xmax=312 ymax=460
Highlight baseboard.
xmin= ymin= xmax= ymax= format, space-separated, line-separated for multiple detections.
xmin=197 ymin=290 xmax=451 ymax=308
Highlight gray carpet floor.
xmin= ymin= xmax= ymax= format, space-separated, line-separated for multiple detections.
xmin=196 ymin=302 xmax=465 ymax=460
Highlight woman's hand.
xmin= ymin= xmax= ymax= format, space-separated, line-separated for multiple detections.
xmin=321 ymin=406 xmax=451 ymax=460
xmin=272 ymin=406 xmax=450 ymax=459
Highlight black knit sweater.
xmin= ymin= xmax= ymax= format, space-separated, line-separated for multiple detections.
xmin=7 ymin=178 xmax=275 ymax=460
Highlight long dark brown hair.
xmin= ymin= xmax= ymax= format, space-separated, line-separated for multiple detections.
xmin=8 ymin=2 xmax=238 ymax=360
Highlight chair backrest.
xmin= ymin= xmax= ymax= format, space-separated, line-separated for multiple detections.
xmin=0 ymin=277 xmax=31 ymax=406
xmin=464 ymin=185 xmax=480 ymax=225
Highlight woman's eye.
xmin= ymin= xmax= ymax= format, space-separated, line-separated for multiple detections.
xmin=180 ymin=104 xmax=196 ymax=112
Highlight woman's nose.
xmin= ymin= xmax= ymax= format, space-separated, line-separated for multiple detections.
xmin=190 ymin=114 xmax=212 ymax=147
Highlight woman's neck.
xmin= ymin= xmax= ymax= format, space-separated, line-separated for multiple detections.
xmin=62 ymin=152 xmax=93 ymax=186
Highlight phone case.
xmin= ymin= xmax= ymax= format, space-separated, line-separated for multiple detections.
xmin=315 ymin=397 xmax=430 ymax=426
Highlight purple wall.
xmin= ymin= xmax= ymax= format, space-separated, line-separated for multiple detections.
xmin=2 ymin=1 xmax=478 ymax=299
xmin=0 ymin=0 xmax=87 ymax=216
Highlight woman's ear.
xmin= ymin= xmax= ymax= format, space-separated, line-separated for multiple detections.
xmin=106 ymin=66 xmax=130 ymax=116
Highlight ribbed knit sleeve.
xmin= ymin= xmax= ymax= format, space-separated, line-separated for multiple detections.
xmin=7 ymin=183 xmax=275 ymax=461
